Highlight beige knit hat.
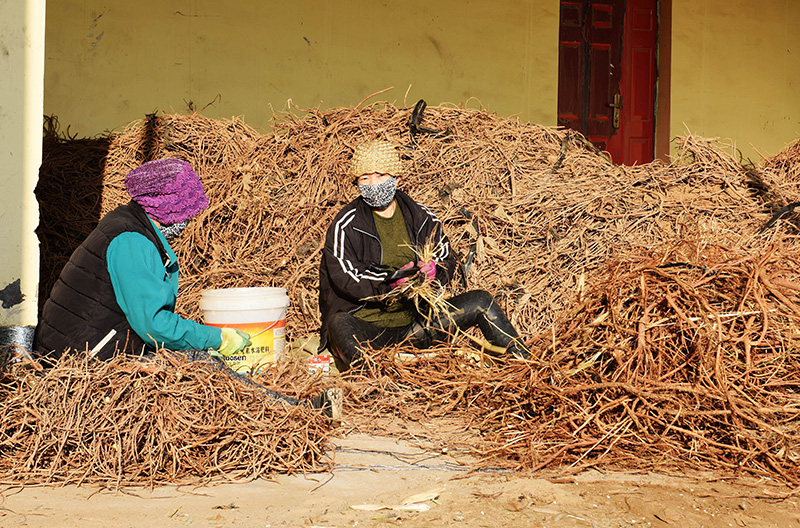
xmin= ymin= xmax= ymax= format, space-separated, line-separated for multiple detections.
xmin=350 ymin=140 xmax=404 ymax=178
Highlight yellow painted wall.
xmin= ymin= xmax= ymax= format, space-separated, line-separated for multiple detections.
xmin=44 ymin=1 xmax=560 ymax=137
xmin=43 ymin=0 xmax=800 ymax=162
xmin=671 ymin=0 xmax=800 ymax=162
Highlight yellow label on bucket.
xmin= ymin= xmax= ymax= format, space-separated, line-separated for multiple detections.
xmin=208 ymin=320 xmax=286 ymax=373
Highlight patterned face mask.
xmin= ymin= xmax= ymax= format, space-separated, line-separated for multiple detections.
xmin=358 ymin=177 xmax=397 ymax=209
xmin=159 ymin=221 xmax=189 ymax=240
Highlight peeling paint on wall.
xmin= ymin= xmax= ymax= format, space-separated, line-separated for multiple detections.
xmin=87 ymin=11 xmax=105 ymax=51
xmin=0 ymin=279 xmax=24 ymax=309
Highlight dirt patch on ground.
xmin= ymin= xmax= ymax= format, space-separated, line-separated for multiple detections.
xmin=2 ymin=432 xmax=797 ymax=528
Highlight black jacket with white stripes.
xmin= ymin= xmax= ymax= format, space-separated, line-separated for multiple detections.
xmin=319 ymin=190 xmax=457 ymax=350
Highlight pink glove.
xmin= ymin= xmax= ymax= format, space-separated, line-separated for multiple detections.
xmin=418 ymin=260 xmax=436 ymax=282
xmin=390 ymin=262 xmax=415 ymax=289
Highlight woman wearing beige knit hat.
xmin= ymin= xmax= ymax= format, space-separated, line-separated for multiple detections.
xmin=318 ymin=140 xmax=530 ymax=370
xmin=350 ymin=139 xmax=405 ymax=214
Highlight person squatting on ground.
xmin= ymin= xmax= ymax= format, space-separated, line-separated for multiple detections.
xmin=35 ymin=158 xmax=341 ymax=419
xmin=319 ymin=140 xmax=531 ymax=370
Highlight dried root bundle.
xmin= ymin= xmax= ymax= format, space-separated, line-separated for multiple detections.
xmin=364 ymin=233 xmax=452 ymax=322
xmin=346 ymin=231 xmax=800 ymax=484
xmin=0 ymin=352 xmax=333 ymax=487
xmin=34 ymin=102 xmax=800 ymax=485
xmin=38 ymin=107 xmax=790 ymax=342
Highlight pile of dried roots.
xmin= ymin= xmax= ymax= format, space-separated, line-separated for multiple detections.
xmin=0 ymin=352 xmax=333 ymax=487
xmin=32 ymin=99 xmax=800 ymax=485
xmin=347 ymin=232 xmax=800 ymax=484
xmin=39 ymin=103 xmax=791 ymax=337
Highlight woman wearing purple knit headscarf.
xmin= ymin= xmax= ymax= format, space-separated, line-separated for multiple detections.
xmin=37 ymin=158 xmax=230 ymax=359
xmin=36 ymin=159 xmax=341 ymax=419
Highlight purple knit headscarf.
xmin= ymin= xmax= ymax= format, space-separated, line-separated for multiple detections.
xmin=124 ymin=159 xmax=209 ymax=224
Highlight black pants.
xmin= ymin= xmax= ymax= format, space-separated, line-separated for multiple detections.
xmin=327 ymin=289 xmax=529 ymax=370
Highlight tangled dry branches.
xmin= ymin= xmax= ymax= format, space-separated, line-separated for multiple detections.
xmin=32 ymin=102 xmax=800 ymax=485
xmin=0 ymin=353 xmax=333 ymax=487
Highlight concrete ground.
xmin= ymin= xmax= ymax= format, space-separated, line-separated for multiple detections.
xmin=1 ymin=432 xmax=798 ymax=528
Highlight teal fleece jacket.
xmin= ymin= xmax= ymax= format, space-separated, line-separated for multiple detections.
xmin=106 ymin=221 xmax=222 ymax=351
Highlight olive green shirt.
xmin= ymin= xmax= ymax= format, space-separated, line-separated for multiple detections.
xmin=353 ymin=206 xmax=417 ymax=327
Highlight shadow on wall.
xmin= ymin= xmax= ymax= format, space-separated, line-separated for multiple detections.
xmin=34 ymin=114 xmax=161 ymax=317
xmin=35 ymin=116 xmax=111 ymax=316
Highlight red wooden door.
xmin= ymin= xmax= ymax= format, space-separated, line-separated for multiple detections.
xmin=558 ymin=0 xmax=658 ymax=165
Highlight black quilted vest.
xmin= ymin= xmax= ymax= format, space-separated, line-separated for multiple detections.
xmin=36 ymin=201 xmax=169 ymax=361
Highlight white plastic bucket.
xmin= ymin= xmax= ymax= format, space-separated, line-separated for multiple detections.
xmin=199 ymin=287 xmax=289 ymax=373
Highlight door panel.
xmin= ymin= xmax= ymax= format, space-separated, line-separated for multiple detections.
xmin=557 ymin=0 xmax=658 ymax=165
xmin=558 ymin=43 xmax=582 ymax=126
xmin=630 ymin=48 xmax=653 ymax=120
xmin=558 ymin=0 xmax=624 ymax=155
xmin=587 ymin=44 xmax=613 ymax=137
xmin=609 ymin=0 xmax=658 ymax=164
xmin=558 ymin=2 xmax=585 ymax=133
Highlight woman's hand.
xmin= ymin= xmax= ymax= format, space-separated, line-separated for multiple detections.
xmin=218 ymin=328 xmax=251 ymax=356
xmin=418 ymin=260 xmax=436 ymax=282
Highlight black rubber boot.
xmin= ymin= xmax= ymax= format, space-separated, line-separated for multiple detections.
xmin=325 ymin=313 xmax=367 ymax=369
xmin=421 ymin=290 xmax=531 ymax=359
xmin=308 ymin=387 xmax=344 ymax=425
xmin=504 ymin=338 xmax=531 ymax=359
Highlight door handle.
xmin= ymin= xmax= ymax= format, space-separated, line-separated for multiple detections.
xmin=608 ymin=94 xmax=622 ymax=129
